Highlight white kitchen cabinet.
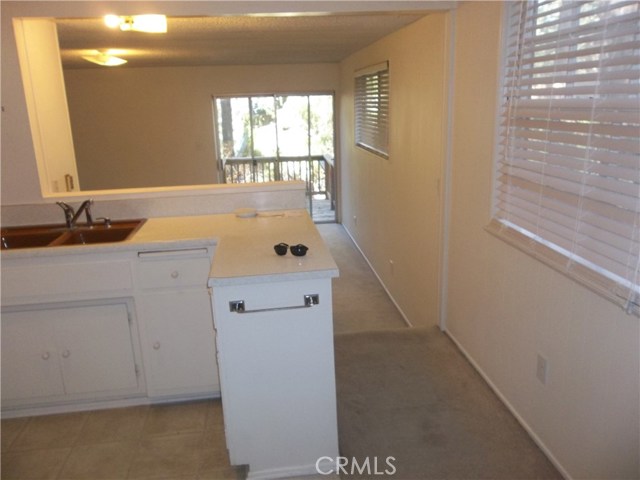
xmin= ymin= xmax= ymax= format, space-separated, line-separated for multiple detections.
xmin=1 ymin=241 xmax=219 ymax=416
xmin=211 ymin=278 xmax=339 ymax=479
xmin=1 ymin=301 xmax=141 ymax=408
xmin=135 ymin=247 xmax=219 ymax=399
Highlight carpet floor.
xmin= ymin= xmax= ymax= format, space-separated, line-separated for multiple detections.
xmin=334 ymin=327 xmax=562 ymax=480
xmin=317 ymin=224 xmax=407 ymax=334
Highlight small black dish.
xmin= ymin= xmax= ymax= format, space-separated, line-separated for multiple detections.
xmin=274 ymin=243 xmax=289 ymax=256
xmin=290 ymin=244 xmax=309 ymax=257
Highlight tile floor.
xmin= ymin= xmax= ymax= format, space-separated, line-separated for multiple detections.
xmin=1 ymin=399 xmax=245 ymax=480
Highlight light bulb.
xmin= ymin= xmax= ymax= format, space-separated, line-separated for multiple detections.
xmin=104 ymin=14 xmax=121 ymax=29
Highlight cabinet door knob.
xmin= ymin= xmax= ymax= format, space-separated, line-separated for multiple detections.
xmin=153 ymin=341 xmax=161 ymax=350
xmin=41 ymin=351 xmax=50 ymax=360
xmin=170 ymin=271 xmax=179 ymax=279
xmin=61 ymin=349 xmax=71 ymax=358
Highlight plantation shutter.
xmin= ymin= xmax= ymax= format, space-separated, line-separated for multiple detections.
xmin=355 ymin=62 xmax=389 ymax=158
xmin=492 ymin=0 xmax=640 ymax=314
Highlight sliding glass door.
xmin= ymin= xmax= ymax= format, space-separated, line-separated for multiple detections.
xmin=213 ymin=94 xmax=336 ymax=222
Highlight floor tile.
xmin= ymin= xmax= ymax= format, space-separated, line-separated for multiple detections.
xmin=58 ymin=441 xmax=136 ymax=479
xmin=127 ymin=433 xmax=202 ymax=479
xmin=1 ymin=447 xmax=71 ymax=480
xmin=1 ymin=417 xmax=29 ymax=452
xmin=143 ymin=401 xmax=209 ymax=437
xmin=11 ymin=412 xmax=88 ymax=451
xmin=204 ymin=400 xmax=225 ymax=431
xmin=197 ymin=466 xmax=245 ymax=480
xmin=76 ymin=405 xmax=148 ymax=445
xmin=198 ymin=428 xmax=231 ymax=474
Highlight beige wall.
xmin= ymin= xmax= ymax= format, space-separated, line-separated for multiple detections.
xmin=446 ymin=3 xmax=639 ymax=478
xmin=339 ymin=13 xmax=449 ymax=328
xmin=2 ymin=0 xmax=441 ymax=205
xmin=64 ymin=64 xmax=339 ymax=190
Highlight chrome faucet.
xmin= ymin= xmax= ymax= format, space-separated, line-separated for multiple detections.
xmin=56 ymin=201 xmax=75 ymax=228
xmin=56 ymin=199 xmax=94 ymax=229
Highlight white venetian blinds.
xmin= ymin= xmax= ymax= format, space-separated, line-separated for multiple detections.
xmin=355 ymin=62 xmax=389 ymax=158
xmin=493 ymin=0 xmax=640 ymax=314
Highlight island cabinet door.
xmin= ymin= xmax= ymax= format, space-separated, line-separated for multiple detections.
xmin=211 ymin=278 xmax=339 ymax=477
xmin=137 ymin=290 xmax=219 ymax=398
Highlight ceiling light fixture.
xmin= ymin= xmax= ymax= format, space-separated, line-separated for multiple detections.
xmin=104 ymin=14 xmax=167 ymax=33
xmin=82 ymin=51 xmax=127 ymax=67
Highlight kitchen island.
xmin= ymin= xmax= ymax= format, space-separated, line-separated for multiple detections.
xmin=208 ymin=210 xmax=340 ymax=479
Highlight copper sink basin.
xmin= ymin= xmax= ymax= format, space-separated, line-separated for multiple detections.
xmin=1 ymin=220 xmax=146 ymax=250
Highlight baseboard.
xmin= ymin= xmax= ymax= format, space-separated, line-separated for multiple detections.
xmin=1 ymin=391 xmax=221 ymax=419
xmin=341 ymin=226 xmax=413 ymax=328
xmin=444 ymin=329 xmax=572 ymax=480
xmin=1 ymin=396 xmax=151 ymax=419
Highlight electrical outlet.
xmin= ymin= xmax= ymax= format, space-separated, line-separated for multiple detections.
xmin=536 ymin=354 xmax=548 ymax=385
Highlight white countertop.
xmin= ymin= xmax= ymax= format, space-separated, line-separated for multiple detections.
xmin=2 ymin=210 xmax=339 ymax=286
xmin=135 ymin=209 xmax=339 ymax=285
xmin=207 ymin=210 xmax=339 ymax=286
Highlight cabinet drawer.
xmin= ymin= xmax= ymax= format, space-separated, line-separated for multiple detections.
xmin=2 ymin=260 xmax=133 ymax=301
xmin=136 ymin=249 xmax=211 ymax=289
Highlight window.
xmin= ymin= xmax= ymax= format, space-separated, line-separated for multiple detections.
xmin=355 ymin=62 xmax=389 ymax=158
xmin=490 ymin=0 xmax=640 ymax=315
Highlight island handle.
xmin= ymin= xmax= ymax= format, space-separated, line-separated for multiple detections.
xmin=229 ymin=294 xmax=319 ymax=314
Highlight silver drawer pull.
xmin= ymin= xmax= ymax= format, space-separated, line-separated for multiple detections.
xmin=229 ymin=294 xmax=319 ymax=314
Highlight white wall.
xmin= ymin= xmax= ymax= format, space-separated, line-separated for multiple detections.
xmin=339 ymin=13 xmax=449 ymax=328
xmin=446 ymin=3 xmax=639 ymax=479
xmin=13 ymin=18 xmax=79 ymax=194
xmin=65 ymin=64 xmax=338 ymax=190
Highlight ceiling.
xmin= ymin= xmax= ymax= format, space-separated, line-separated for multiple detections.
xmin=56 ymin=12 xmax=435 ymax=69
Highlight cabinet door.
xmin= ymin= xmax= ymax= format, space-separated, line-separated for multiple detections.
xmin=138 ymin=290 xmax=219 ymax=397
xmin=55 ymin=303 xmax=139 ymax=396
xmin=1 ymin=302 xmax=140 ymax=406
xmin=212 ymin=279 xmax=338 ymax=472
xmin=1 ymin=310 xmax=65 ymax=402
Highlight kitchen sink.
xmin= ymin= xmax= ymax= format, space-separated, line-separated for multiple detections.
xmin=1 ymin=220 xmax=146 ymax=250
xmin=59 ymin=226 xmax=137 ymax=245
xmin=1 ymin=230 xmax=64 ymax=249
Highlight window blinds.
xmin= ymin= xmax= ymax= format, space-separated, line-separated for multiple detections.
xmin=355 ymin=62 xmax=389 ymax=158
xmin=493 ymin=0 xmax=640 ymax=314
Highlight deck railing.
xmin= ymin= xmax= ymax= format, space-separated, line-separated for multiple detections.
xmin=223 ymin=155 xmax=331 ymax=196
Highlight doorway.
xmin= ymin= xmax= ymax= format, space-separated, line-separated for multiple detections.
xmin=213 ymin=94 xmax=336 ymax=223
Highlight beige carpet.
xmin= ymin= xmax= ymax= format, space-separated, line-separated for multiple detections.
xmin=317 ymin=224 xmax=407 ymax=334
xmin=334 ymin=327 xmax=562 ymax=480
xmin=319 ymin=224 xmax=560 ymax=479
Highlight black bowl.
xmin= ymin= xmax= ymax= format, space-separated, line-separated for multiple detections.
xmin=274 ymin=243 xmax=289 ymax=256
xmin=290 ymin=244 xmax=309 ymax=257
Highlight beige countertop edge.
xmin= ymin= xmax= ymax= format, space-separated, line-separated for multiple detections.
xmin=208 ymin=267 xmax=339 ymax=287
xmin=0 ymin=237 xmax=218 ymax=259
xmin=2 ymin=211 xmax=340 ymax=283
